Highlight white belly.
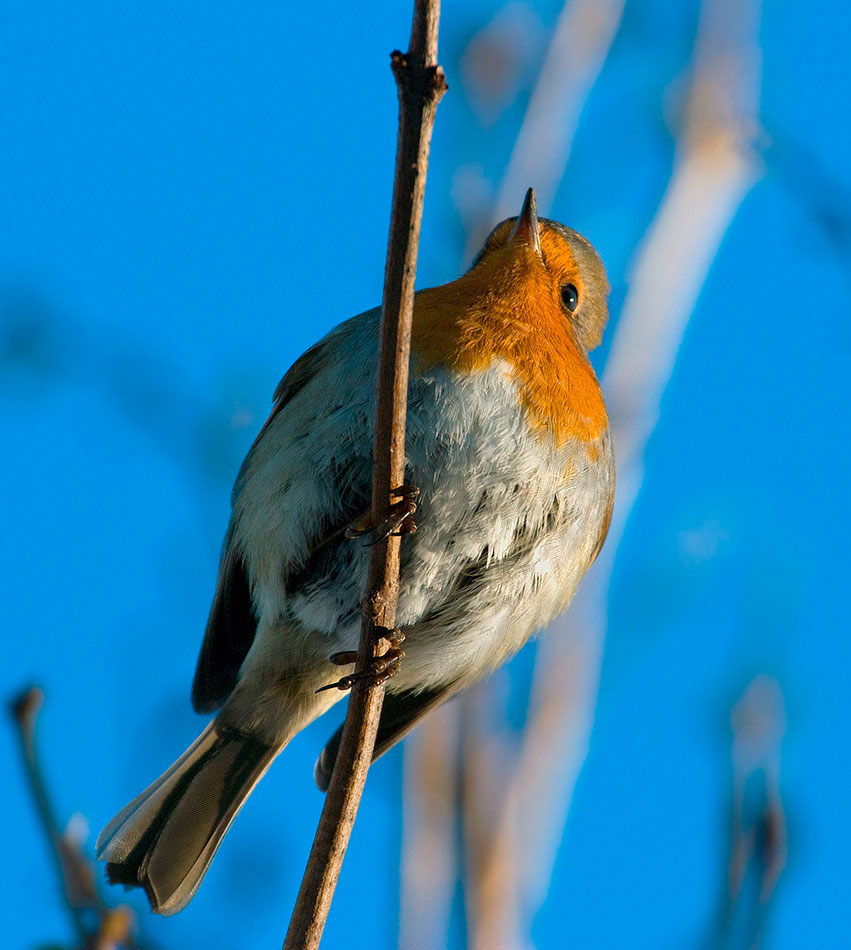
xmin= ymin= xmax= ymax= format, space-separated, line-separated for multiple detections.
xmin=235 ymin=350 xmax=613 ymax=694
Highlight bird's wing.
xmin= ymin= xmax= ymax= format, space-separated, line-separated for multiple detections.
xmin=191 ymin=330 xmax=359 ymax=714
xmin=191 ymin=526 xmax=257 ymax=713
xmin=313 ymin=683 xmax=462 ymax=791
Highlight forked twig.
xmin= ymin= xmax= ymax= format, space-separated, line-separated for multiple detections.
xmin=10 ymin=687 xmax=137 ymax=950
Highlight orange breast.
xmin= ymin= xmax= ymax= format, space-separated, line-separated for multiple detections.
xmin=411 ymin=251 xmax=608 ymax=447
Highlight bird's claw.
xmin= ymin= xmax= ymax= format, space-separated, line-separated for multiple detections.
xmin=344 ymin=485 xmax=420 ymax=546
xmin=318 ymin=629 xmax=406 ymax=693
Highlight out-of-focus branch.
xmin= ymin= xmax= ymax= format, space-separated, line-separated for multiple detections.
xmin=282 ymin=3 xmax=446 ymax=948
xmin=464 ymin=628 xmax=591 ymax=950
xmin=460 ymin=682 xmax=525 ymax=950
xmin=463 ymin=0 xmax=627 ymax=261
xmin=716 ymin=676 xmax=786 ymax=948
xmin=10 ymin=687 xmax=137 ymax=950
xmin=399 ymin=703 xmax=460 ymax=950
xmin=761 ymin=130 xmax=851 ymax=294
xmin=475 ymin=0 xmax=765 ymax=938
xmin=493 ymin=0 xmax=626 ymax=219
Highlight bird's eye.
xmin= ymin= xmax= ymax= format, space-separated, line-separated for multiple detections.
xmin=561 ymin=283 xmax=579 ymax=312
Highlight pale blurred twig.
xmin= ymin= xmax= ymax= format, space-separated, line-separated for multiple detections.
xmin=715 ymin=676 xmax=786 ymax=949
xmin=399 ymin=704 xmax=460 ymax=950
xmin=492 ymin=0 xmax=626 ymax=220
xmin=463 ymin=0 xmax=627 ymax=261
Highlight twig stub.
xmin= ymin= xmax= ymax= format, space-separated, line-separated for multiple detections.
xmin=10 ymin=684 xmax=43 ymax=730
xmin=11 ymin=685 xmax=140 ymax=949
xmin=391 ymin=49 xmax=449 ymax=100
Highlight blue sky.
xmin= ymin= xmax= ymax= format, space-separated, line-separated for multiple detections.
xmin=3 ymin=1 xmax=850 ymax=947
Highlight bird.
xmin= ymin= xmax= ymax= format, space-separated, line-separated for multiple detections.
xmin=96 ymin=188 xmax=614 ymax=915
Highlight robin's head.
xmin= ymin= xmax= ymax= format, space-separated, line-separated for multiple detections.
xmin=412 ymin=189 xmax=610 ymax=444
xmin=469 ymin=189 xmax=610 ymax=352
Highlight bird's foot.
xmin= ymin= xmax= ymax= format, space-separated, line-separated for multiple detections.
xmin=318 ymin=629 xmax=406 ymax=693
xmin=344 ymin=485 xmax=420 ymax=546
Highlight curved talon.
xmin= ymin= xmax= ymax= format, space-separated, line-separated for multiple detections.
xmin=316 ymin=646 xmax=406 ymax=693
xmin=344 ymin=485 xmax=420 ymax=545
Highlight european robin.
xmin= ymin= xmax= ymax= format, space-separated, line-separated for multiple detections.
xmin=97 ymin=189 xmax=614 ymax=914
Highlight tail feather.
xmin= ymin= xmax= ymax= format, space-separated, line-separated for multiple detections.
xmin=96 ymin=726 xmax=277 ymax=915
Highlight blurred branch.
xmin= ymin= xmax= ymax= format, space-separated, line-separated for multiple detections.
xmin=463 ymin=0 xmax=626 ymax=260
xmin=493 ymin=0 xmax=626 ymax=218
xmin=474 ymin=0 xmax=765 ymax=939
xmin=460 ymin=681 xmax=524 ymax=950
xmin=282 ymin=3 xmax=446 ymax=948
xmin=399 ymin=703 xmax=460 ymax=950
xmin=464 ymin=626 xmax=591 ymax=950
xmin=10 ymin=687 xmax=137 ymax=950
xmin=760 ymin=130 xmax=851 ymax=294
xmin=714 ymin=676 xmax=786 ymax=949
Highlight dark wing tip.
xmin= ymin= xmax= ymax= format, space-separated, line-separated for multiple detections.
xmin=104 ymin=860 xmax=140 ymax=888
xmin=190 ymin=680 xmax=222 ymax=715
xmin=192 ymin=544 xmax=257 ymax=714
xmin=313 ymin=724 xmax=343 ymax=792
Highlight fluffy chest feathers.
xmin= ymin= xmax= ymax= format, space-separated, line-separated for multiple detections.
xmin=395 ymin=363 xmax=613 ymax=685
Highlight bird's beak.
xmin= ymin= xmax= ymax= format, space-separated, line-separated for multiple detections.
xmin=508 ymin=188 xmax=542 ymax=260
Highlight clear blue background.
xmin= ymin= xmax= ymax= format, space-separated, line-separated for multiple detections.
xmin=3 ymin=0 xmax=850 ymax=947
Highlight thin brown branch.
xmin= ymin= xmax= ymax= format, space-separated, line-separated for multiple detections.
xmin=10 ymin=686 xmax=137 ymax=950
xmin=282 ymin=4 xmax=446 ymax=948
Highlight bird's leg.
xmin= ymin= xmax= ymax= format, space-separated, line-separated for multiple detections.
xmin=318 ymin=628 xmax=406 ymax=693
xmin=344 ymin=484 xmax=420 ymax=546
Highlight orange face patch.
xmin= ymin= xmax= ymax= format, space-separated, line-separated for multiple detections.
xmin=411 ymin=225 xmax=608 ymax=446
